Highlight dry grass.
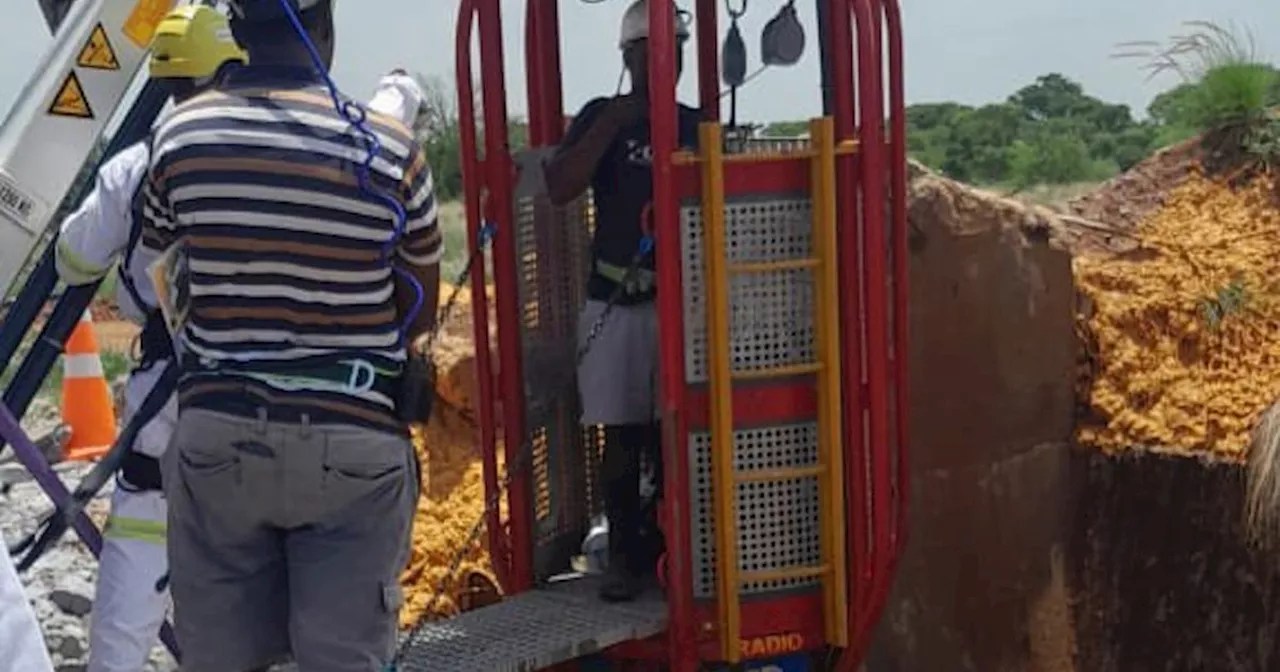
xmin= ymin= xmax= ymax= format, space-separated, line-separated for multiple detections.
xmin=1003 ymin=182 xmax=1103 ymax=210
xmin=1246 ymin=398 xmax=1280 ymax=550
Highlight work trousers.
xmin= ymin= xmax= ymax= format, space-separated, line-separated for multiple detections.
xmin=88 ymin=359 xmax=175 ymax=672
xmin=0 ymin=529 xmax=53 ymax=672
xmin=163 ymin=407 xmax=418 ymax=672
xmin=88 ymin=486 xmax=169 ymax=672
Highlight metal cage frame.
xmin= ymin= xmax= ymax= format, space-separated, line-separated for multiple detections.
xmin=455 ymin=0 xmax=908 ymax=669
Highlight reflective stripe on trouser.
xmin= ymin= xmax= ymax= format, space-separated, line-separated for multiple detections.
xmin=0 ymin=529 xmax=54 ymax=671
xmin=88 ymin=488 xmax=169 ymax=672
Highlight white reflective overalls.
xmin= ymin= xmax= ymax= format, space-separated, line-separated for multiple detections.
xmin=53 ymin=72 xmax=428 ymax=672
xmin=0 ymin=529 xmax=54 ymax=671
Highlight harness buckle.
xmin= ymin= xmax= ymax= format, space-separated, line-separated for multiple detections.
xmin=341 ymin=359 xmax=378 ymax=394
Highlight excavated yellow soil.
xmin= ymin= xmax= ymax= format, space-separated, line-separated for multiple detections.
xmin=1075 ymin=170 xmax=1280 ymax=458
xmin=399 ymin=282 xmax=500 ymax=627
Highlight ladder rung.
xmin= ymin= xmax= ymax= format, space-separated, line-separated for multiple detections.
xmin=733 ymin=362 xmax=823 ymax=381
xmin=733 ymin=465 xmax=825 ymax=483
xmin=741 ymin=564 xmax=830 ymax=584
xmin=727 ymin=258 xmax=819 ymax=274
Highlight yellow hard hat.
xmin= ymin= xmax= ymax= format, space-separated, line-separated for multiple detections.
xmin=148 ymin=5 xmax=248 ymax=81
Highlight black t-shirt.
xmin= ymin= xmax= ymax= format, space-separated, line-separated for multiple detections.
xmin=560 ymin=97 xmax=702 ymax=302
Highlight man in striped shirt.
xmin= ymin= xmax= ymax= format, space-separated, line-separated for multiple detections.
xmin=138 ymin=1 xmax=441 ymax=669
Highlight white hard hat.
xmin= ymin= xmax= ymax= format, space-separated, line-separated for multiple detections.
xmin=619 ymin=0 xmax=691 ymax=49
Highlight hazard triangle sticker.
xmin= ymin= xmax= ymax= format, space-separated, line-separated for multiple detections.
xmin=49 ymin=72 xmax=94 ymax=119
xmin=77 ymin=23 xmax=120 ymax=71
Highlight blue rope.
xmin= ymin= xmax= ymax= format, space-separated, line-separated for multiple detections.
xmin=275 ymin=0 xmax=424 ymax=344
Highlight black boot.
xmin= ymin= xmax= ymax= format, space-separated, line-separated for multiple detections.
xmin=599 ymin=425 xmax=643 ymax=602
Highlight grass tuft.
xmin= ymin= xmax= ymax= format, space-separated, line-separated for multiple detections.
xmin=1115 ymin=21 xmax=1280 ymax=172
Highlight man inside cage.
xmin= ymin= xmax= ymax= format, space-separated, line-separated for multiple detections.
xmin=543 ymin=0 xmax=702 ymax=602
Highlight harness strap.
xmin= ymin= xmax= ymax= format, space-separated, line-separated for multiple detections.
xmin=119 ymin=451 xmax=163 ymax=492
xmin=118 ymin=132 xmax=175 ymax=368
xmin=118 ymin=131 xmax=155 ymax=316
xmin=182 ymin=355 xmax=403 ymax=399
xmin=595 ymin=259 xmax=656 ymax=294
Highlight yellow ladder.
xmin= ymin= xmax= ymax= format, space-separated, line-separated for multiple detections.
xmin=698 ymin=118 xmax=849 ymax=664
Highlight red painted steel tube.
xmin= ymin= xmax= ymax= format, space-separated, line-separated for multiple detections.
xmin=883 ymin=0 xmax=910 ymax=593
xmin=524 ymin=0 xmax=544 ymax=146
xmin=477 ymin=0 xmax=534 ymax=594
xmin=695 ymin=0 xmax=719 ymax=120
xmin=827 ymin=0 xmax=871 ymax=649
xmin=648 ymin=1 xmax=697 ymax=669
xmin=845 ymin=0 xmax=893 ymax=663
xmin=454 ymin=0 xmax=509 ymax=590
xmin=534 ymin=0 xmax=565 ymax=144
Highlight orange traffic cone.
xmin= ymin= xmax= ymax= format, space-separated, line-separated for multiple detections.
xmin=61 ymin=309 xmax=117 ymax=461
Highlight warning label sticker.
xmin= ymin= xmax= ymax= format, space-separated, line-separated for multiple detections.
xmin=0 ymin=172 xmax=38 ymax=228
xmin=122 ymin=0 xmax=169 ymax=49
xmin=49 ymin=72 xmax=94 ymax=119
xmin=77 ymin=23 xmax=120 ymax=71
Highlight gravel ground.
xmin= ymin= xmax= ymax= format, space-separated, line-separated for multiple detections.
xmin=1 ymin=397 xmax=175 ymax=672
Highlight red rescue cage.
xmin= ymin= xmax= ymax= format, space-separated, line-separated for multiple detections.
xmin=451 ymin=0 xmax=907 ymax=669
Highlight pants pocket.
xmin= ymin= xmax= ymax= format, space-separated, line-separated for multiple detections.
xmin=173 ymin=413 xmax=243 ymax=484
xmin=319 ymin=430 xmax=410 ymax=502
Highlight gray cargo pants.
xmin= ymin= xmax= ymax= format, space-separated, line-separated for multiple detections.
xmin=162 ymin=408 xmax=418 ymax=672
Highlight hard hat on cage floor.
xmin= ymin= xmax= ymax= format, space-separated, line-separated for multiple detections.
xmin=226 ymin=0 xmax=330 ymax=23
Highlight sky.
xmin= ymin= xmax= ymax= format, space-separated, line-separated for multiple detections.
xmin=0 ymin=0 xmax=1277 ymax=126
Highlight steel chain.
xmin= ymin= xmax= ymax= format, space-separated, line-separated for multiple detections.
xmin=388 ymin=238 xmax=653 ymax=669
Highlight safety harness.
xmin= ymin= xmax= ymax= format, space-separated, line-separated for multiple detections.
xmin=594 ymin=259 xmax=655 ymax=297
xmin=119 ymin=132 xmax=176 ymax=374
xmin=9 ymin=136 xmax=179 ymax=568
xmin=115 ymin=131 xmax=172 ymax=492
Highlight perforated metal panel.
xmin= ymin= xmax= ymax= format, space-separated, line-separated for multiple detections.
xmin=679 ymin=191 xmax=824 ymax=600
xmin=680 ymin=195 xmax=817 ymax=384
xmin=688 ymin=423 xmax=823 ymax=598
xmin=513 ymin=192 xmax=598 ymax=580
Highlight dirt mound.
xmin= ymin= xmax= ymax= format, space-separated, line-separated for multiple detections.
xmin=399 ymin=282 xmax=500 ymax=627
xmin=1067 ymin=139 xmax=1202 ymax=243
xmin=1074 ymin=169 xmax=1280 ymax=459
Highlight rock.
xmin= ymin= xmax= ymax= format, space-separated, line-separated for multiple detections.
xmin=49 ymin=633 xmax=86 ymax=660
xmin=50 ymin=589 xmax=92 ymax=617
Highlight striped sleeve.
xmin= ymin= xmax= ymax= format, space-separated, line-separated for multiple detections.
xmin=397 ymin=144 xmax=443 ymax=266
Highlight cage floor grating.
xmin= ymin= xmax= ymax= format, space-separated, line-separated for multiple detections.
xmin=398 ymin=574 xmax=667 ymax=672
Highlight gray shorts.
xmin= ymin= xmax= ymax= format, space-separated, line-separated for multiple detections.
xmin=162 ymin=408 xmax=418 ymax=672
xmin=577 ymin=299 xmax=659 ymax=426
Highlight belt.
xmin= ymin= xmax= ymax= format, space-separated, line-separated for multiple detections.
xmin=595 ymin=259 xmax=656 ymax=295
xmin=183 ymin=356 xmax=403 ymax=399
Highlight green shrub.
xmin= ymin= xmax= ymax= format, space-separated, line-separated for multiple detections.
xmin=1116 ymin=21 xmax=1280 ymax=167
